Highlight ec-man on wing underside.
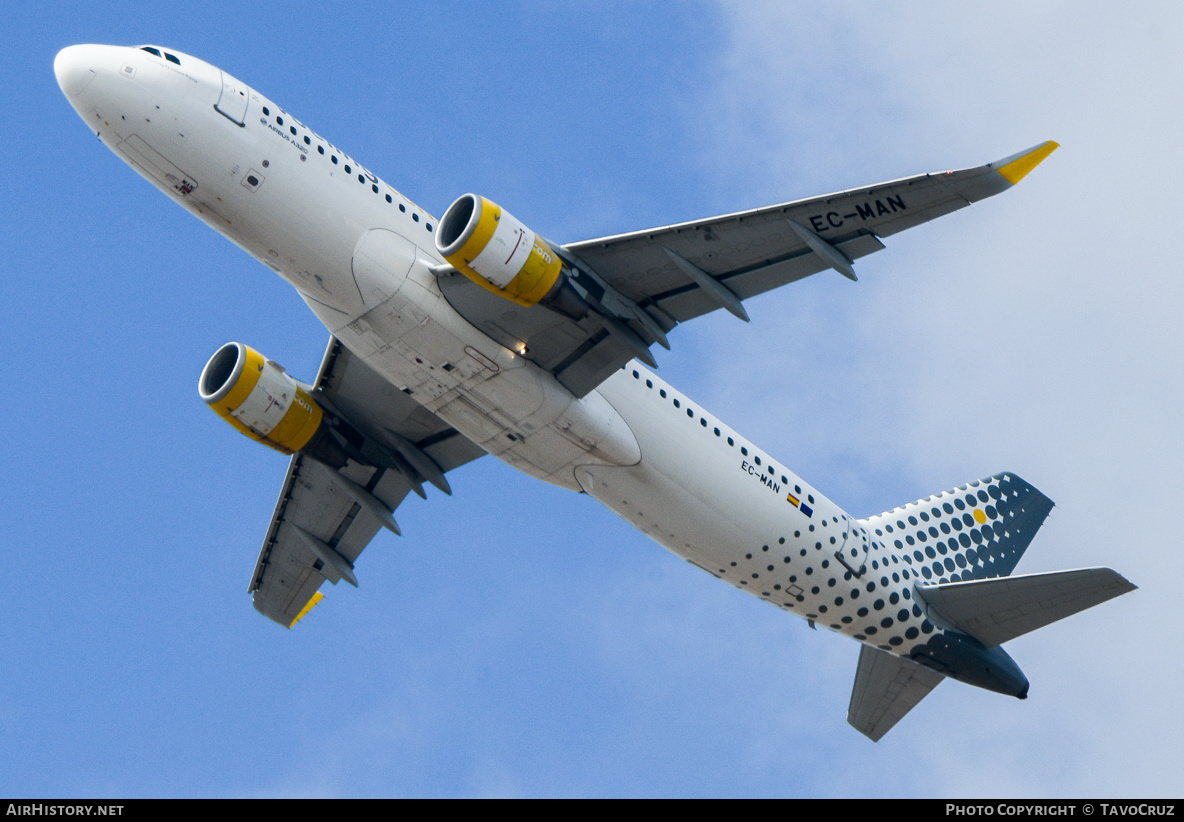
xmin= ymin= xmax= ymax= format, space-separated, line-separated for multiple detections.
xmin=437 ymin=142 xmax=1058 ymax=397
xmin=249 ymin=337 xmax=484 ymax=628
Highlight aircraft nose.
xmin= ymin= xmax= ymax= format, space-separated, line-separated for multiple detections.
xmin=54 ymin=44 xmax=100 ymax=101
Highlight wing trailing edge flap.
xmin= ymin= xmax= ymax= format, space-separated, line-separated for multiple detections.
xmin=848 ymin=644 xmax=944 ymax=742
xmin=915 ymin=567 xmax=1137 ymax=648
xmin=249 ymin=337 xmax=486 ymax=628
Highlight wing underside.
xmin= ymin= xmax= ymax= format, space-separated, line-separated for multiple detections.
xmin=249 ymin=337 xmax=485 ymax=627
xmin=437 ymin=143 xmax=1057 ymax=397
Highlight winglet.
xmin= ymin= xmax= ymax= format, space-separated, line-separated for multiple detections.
xmin=994 ymin=141 xmax=1059 ymax=185
xmin=288 ymin=591 xmax=324 ymax=628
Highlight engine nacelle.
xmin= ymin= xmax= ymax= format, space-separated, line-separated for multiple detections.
xmin=199 ymin=342 xmax=325 ymax=455
xmin=436 ymin=194 xmax=564 ymax=307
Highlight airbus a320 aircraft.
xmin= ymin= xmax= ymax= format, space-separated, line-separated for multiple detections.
xmin=56 ymin=43 xmax=1136 ymax=741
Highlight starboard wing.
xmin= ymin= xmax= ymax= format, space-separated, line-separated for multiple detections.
xmin=437 ymin=143 xmax=1058 ymax=396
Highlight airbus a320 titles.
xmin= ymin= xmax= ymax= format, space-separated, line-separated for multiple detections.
xmin=56 ymin=43 xmax=1135 ymax=740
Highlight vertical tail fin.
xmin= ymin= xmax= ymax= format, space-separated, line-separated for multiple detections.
xmin=860 ymin=472 xmax=1053 ymax=583
xmin=848 ymin=472 xmax=1135 ymax=741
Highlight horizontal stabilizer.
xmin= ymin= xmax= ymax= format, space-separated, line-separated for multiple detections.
xmin=848 ymin=644 xmax=945 ymax=742
xmin=916 ymin=567 xmax=1137 ymax=648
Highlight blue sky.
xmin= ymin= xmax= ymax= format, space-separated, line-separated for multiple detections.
xmin=4 ymin=1 xmax=1182 ymax=797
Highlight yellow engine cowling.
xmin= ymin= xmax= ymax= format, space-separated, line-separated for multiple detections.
xmin=199 ymin=342 xmax=324 ymax=455
xmin=435 ymin=194 xmax=564 ymax=307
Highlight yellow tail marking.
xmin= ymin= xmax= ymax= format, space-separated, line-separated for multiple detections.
xmin=997 ymin=141 xmax=1059 ymax=185
xmin=288 ymin=591 xmax=325 ymax=629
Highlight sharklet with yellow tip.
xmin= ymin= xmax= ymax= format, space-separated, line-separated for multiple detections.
xmin=995 ymin=140 xmax=1059 ymax=185
xmin=287 ymin=591 xmax=324 ymax=629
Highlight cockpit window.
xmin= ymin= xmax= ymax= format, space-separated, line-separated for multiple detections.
xmin=164 ymin=53 xmax=181 ymax=65
xmin=140 ymin=47 xmax=161 ymax=57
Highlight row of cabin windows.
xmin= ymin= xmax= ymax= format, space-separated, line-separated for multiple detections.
xmin=135 ymin=47 xmax=436 ymax=233
xmin=629 ymin=368 xmax=815 ymax=505
xmin=140 ymin=46 xmax=181 ymax=66
xmin=259 ymin=105 xmax=433 ymax=231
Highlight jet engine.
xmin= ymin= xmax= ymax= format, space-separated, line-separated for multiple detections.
xmin=200 ymin=342 xmax=451 ymax=496
xmin=437 ymin=194 xmax=674 ymax=367
xmin=436 ymin=194 xmax=574 ymax=310
xmin=200 ymin=342 xmax=337 ymax=458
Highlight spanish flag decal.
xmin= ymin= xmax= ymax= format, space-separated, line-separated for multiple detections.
xmin=787 ymin=492 xmax=813 ymax=518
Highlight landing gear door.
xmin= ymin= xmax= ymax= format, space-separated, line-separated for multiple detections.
xmin=215 ymin=71 xmax=249 ymax=126
xmin=834 ymin=514 xmax=869 ymax=578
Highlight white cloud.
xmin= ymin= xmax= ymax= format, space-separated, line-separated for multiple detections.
xmin=672 ymin=0 xmax=1184 ymax=795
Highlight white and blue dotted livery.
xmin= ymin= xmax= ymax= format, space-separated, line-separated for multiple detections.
xmin=55 ymin=43 xmax=1135 ymax=741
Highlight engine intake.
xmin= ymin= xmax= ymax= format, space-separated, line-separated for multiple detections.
xmin=200 ymin=342 xmax=325 ymax=455
xmin=436 ymin=194 xmax=564 ymax=308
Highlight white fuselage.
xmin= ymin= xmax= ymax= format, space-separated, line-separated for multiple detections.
xmin=58 ymin=44 xmax=937 ymax=654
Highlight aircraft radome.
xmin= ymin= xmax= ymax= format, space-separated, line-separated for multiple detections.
xmin=55 ymin=43 xmax=1136 ymax=741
